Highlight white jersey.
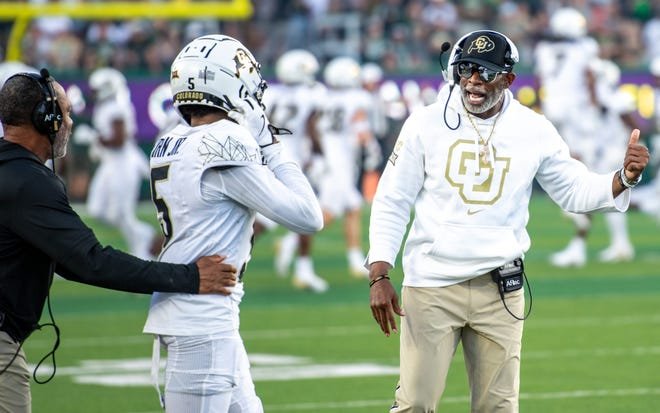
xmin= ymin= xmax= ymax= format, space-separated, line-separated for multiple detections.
xmin=90 ymin=95 xmax=147 ymax=172
xmin=262 ymin=82 xmax=326 ymax=165
xmin=367 ymin=85 xmax=629 ymax=287
xmin=316 ymin=87 xmax=372 ymax=180
xmin=534 ymin=37 xmax=600 ymax=160
xmin=86 ymin=95 xmax=151 ymax=257
xmin=534 ymin=37 xmax=599 ymax=121
xmin=143 ymin=119 xmax=322 ymax=336
xmin=593 ymin=86 xmax=636 ymax=173
xmin=92 ymin=95 xmax=137 ymax=143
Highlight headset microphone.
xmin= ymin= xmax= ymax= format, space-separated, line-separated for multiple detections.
xmin=438 ymin=41 xmax=461 ymax=130
xmin=439 ymin=42 xmax=451 ymax=82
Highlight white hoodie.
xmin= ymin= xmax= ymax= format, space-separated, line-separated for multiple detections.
xmin=367 ymin=84 xmax=629 ymax=287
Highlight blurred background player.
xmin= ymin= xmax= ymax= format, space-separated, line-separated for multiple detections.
xmin=77 ymin=67 xmax=156 ymax=260
xmin=589 ymin=59 xmax=639 ymax=262
xmin=631 ymin=57 xmax=660 ymax=221
xmin=534 ymin=7 xmax=602 ymax=267
xmin=316 ymin=56 xmax=378 ymax=278
xmin=258 ymin=48 xmax=329 ymax=293
xmin=359 ymin=62 xmax=388 ymax=198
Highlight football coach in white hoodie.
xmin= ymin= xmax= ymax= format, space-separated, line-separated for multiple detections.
xmin=366 ymin=30 xmax=649 ymax=413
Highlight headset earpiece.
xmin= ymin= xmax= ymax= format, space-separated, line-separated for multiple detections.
xmin=447 ymin=33 xmax=470 ymax=88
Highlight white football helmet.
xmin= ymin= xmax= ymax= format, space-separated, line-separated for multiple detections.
xmin=170 ymin=34 xmax=266 ymax=116
xmin=361 ymin=62 xmax=383 ymax=85
xmin=651 ymin=56 xmax=660 ymax=77
xmin=0 ymin=61 xmax=38 ymax=88
xmin=549 ymin=8 xmax=587 ymax=39
xmin=89 ymin=67 xmax=129 ymax=102
xmin=275 ymin=49 xmax=319 ymax=85
xmin=323 ymin=56 xmax=361 ymax=89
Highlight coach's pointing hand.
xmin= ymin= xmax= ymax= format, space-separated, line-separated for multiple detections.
xmin=196 ymin=255 xmax=237 ymax=295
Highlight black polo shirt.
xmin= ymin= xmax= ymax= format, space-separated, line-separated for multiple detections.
xmin=0 ymin=139 xmax=199 ymax=342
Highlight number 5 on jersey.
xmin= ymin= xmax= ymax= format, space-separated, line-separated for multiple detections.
xmin=150 ymin=165 xmax=173 ymax=246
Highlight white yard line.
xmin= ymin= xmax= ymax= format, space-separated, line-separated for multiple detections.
xmin=127 ymin=387 xmax=660 ymax=413
xmin=265 ymin=387 xmax=660 ymax=411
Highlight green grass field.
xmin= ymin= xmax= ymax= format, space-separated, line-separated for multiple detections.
xmin=24 ymin=193 xmax=660 ymax=413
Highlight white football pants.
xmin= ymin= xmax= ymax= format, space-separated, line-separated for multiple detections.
xmin=159 ymin=334 xmax=263 ymax=413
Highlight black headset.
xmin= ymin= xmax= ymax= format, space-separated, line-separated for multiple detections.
xmin=439 ymin=30 xmax=520 ymax=130
xmin=8 ymin=68 xmax=62 ymax=143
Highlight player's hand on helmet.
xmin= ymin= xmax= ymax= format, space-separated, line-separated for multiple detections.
xmin=227 ymin=96 xmax=277 ymax=147
xmin=195 ymin=255 xmax=237 ymax=295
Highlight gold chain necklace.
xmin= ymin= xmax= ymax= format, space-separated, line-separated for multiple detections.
xmin=464 ymin=108 xmax=502 ymax=165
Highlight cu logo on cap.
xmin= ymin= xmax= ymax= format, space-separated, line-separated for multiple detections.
xmin=467 ymin=36 xmax=495 ymax=54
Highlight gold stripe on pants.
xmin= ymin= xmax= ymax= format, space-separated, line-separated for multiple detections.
xmin=391 ymin=273 xmax=524 ymax=413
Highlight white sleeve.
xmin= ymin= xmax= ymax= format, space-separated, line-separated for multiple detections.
xmin=201 ymin=160 xmax=324 ymax=235
xmin=367 ymin=115 xmax=425 ymax=267
xmin=535 ymin=124 xmax=629 ymax=213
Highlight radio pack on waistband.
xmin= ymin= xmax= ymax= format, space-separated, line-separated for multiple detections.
xmin=490 ymin=258 xmax=524 ymax=293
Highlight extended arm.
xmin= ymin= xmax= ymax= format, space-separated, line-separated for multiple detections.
xmin=202 ymin=158 xmax=323 ymax=235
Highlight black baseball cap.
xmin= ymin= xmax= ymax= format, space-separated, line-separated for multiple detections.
xmin=452 ymin=31 xmax=515 ymax=72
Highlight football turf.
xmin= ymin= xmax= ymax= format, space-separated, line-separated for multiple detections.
xmin=25 ymin=193 xmax=660 ymax=412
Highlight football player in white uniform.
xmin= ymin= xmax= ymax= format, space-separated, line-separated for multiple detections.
xmin=367 ymin=30 xmax=648 ymax=412
xmin=256 ymin=49 xmax=329 ymax=293
xmin=591 ymin=59 xmax=639 ymax=261
xmin=83 ymin=67 xmax=156 ymax=259
xmin=534 ymin=8 xmax=603 ymax=267
xmin=142 ymin=35 xmax=323 ymax=412
xmin=360 ymin=62 xmax=388 ymax=196
xmin=316 ymin=56 xmax=376 ymax=278
xmin=631 ymin=57 xmax=660 ymax=221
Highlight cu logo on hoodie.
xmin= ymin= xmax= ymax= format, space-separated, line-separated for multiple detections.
xmin=445 ymin=139 xmax=510 ymax=205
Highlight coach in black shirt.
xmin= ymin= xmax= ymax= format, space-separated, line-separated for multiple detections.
xmin=0 ymin=70 xmax=238 ymax=412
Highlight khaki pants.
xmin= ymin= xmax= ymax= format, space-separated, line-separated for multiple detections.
xmin=391 ymin=274 xmax=524 ymax=413
xmin=0 ymin=331 xmax=31 ymax=413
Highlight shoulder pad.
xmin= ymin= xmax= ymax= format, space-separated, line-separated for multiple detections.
xmin=197 ymin=121 xmax=261 ymax=169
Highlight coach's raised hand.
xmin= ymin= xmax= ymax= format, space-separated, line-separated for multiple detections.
xmin=195 ymin=255 xmax=238 ymax=294
xmin=613 ymin=129 xmax=650 ymax=196
xmin=623 ymin=129 xmax=649 ymax=180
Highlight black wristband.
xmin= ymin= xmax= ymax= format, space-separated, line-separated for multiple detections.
xmin=369 ymin=274 xmax=390 ymax=287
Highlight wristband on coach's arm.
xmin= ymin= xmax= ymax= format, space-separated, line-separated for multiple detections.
xmin=618 ymin=167 xmax=642 ymax=188
xmin=369 ymin=274 xmax=390 ymax=287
